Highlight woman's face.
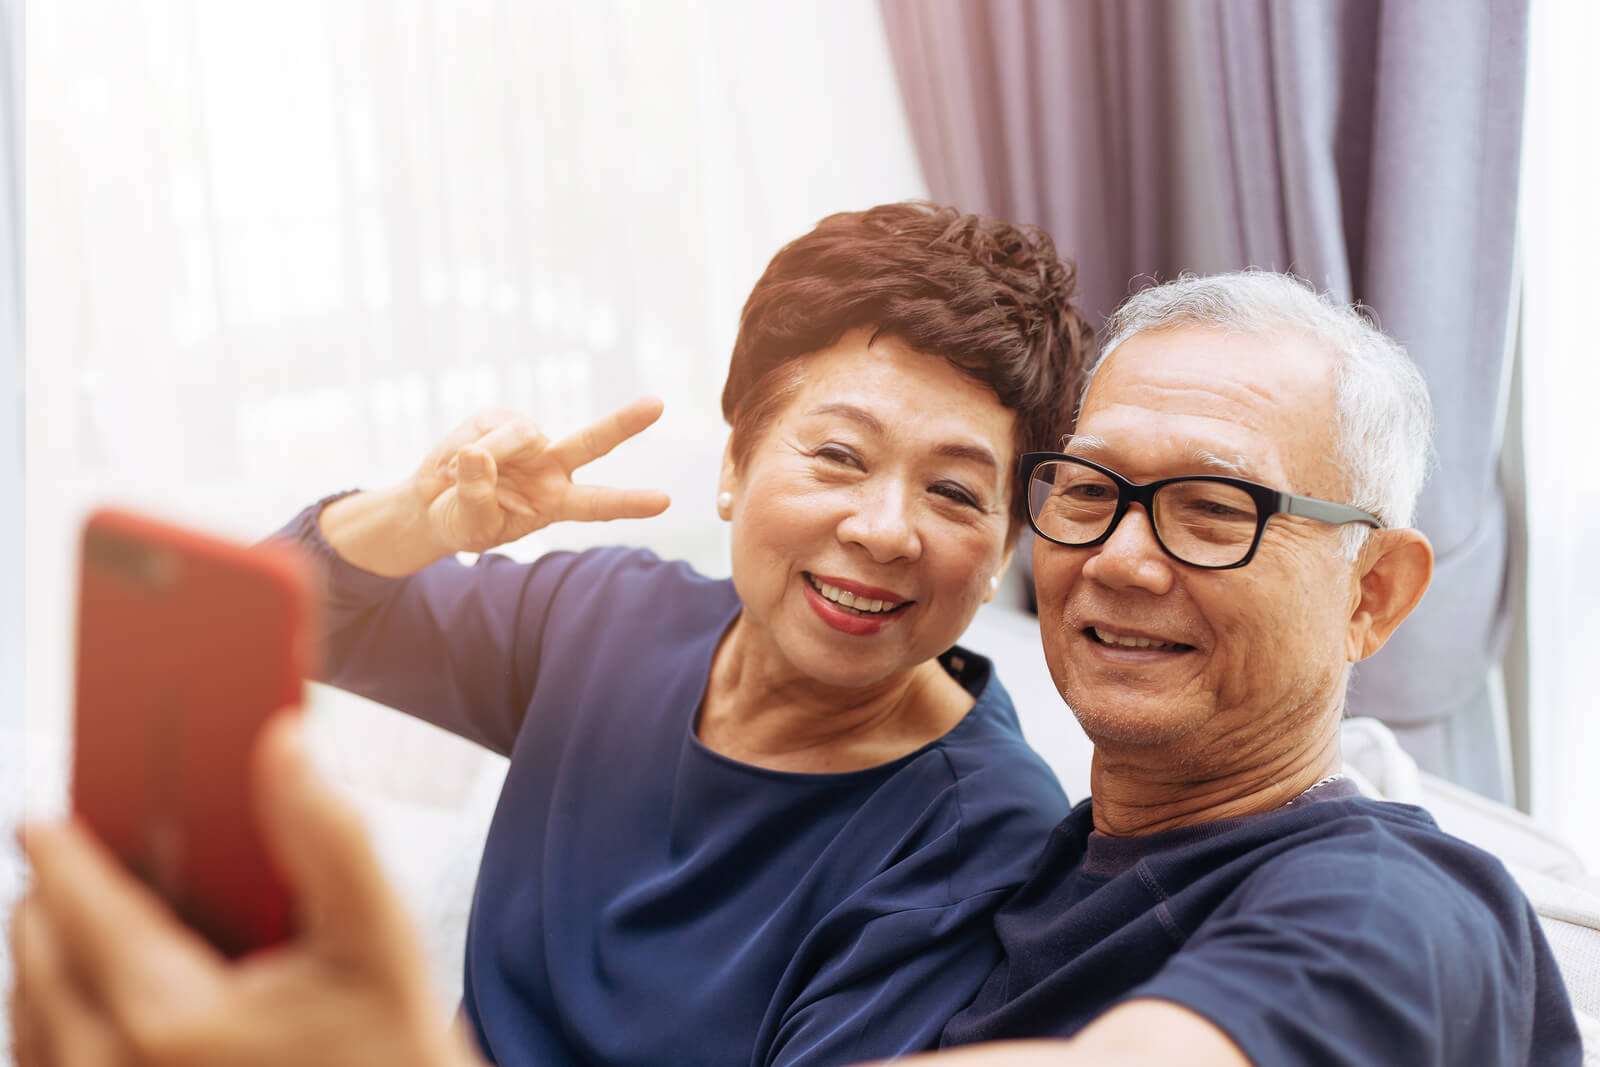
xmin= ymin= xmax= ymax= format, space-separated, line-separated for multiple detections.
xmin=721 ymin=328 xmax=1017 ymax=692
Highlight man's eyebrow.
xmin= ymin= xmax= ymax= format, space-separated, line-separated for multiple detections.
xmin=1063 ymin=435 xmax=1261 ymax=479
xmin=1061 ymin=433 xmax=1110 ymax=458
xmin=806 ymin=403 xmax=1000 ymax=472
xmin=1188 ymin=448 xmax=1257 ymax=479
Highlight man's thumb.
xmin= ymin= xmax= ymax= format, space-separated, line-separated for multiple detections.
xmin=251 ymin=713 xmax=428 ymax=978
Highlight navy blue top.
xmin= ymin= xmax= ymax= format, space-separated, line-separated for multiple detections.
xmin=943 ymin=780 xmax=1581 ymax=1065
xmin=280 ymin=501 xmax=1071 ymax=1067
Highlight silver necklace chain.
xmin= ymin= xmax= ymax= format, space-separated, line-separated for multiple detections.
xmin=1293 ymin=772 xmax=1346 ymax=801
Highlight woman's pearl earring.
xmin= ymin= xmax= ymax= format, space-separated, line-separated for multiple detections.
xmin=988 ymin=574 xmax=1000 ymax=595
xmin=717 ymin=491 xmax=733 ymax=518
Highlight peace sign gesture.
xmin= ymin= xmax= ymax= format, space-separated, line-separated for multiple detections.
xmin=412 ymin=397 xmax=672 ymax=554
xmin=316 ymin=398 xmax=671 ymax=578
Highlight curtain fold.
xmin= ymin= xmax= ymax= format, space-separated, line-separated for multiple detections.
xmin=880 ymin=0 xmax=1529 ymax=800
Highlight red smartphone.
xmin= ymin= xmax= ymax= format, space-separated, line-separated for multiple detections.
xmin=72 ymin=507 xmax=319 ymax=957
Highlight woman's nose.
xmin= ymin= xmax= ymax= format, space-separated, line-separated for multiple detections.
xmin=837 ymin=481 xmax=921 ymax=563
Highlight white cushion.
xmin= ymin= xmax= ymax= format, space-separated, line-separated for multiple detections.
xmin=1513 ymin=864 xmax=1600 ymax=1062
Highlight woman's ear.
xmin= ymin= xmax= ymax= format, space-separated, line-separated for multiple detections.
xmin=983 ymin=548 xmax=1016 ymax=604
xmin=1345 ymin=528 xmax=1434 ymax=662
xmin=717 ymin=437 xmax=738 ymax=520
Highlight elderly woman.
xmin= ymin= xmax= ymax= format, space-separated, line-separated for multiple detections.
xmin=16 ymin=203 xmax=1091 ymax=1067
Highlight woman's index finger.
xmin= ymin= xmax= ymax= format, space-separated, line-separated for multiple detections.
xmin=548 ymin=396 xmax=665 ymax=471
xmin=561 ymin=485 xmax=672 ymax=523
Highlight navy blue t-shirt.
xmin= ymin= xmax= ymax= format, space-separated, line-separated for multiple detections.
xmin=281 ymin=503 xmax=1071 ymax=1067
xmin=943 ymin=780 xmax=1581 ymax=1064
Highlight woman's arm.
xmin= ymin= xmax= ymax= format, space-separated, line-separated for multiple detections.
xmin=284 ymin=398 xmax=672 ymax=750
xmin=316 ymin=482 xmax=452 ymax=578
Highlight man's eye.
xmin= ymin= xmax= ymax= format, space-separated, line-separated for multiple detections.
xmin=1185 ymin=498 xmax=1250 ymax=520
xmin=1065 ymin=483 xmax=1113 ymax=500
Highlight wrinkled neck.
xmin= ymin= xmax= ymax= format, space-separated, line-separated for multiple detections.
xmin=696 ymin=612 xmax=970 ymax=773
xmin=1087 ymin=718 xmax=1342 ymax=837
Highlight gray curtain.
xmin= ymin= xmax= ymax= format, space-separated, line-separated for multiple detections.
xmin=880 ymin=0 xmax=1528 ymax=801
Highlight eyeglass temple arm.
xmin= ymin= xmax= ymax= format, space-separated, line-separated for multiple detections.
xmin=1279 ymin=492 xmax=1383 ymax=529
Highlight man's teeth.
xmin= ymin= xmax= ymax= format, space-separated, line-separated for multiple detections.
xmin=811 ymin=577 xmax=898 ymax=615
xmin=1092 ymin=627 xmax=1183 ymax=651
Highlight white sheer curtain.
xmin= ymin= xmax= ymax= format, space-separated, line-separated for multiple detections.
xmin=16 ymin=0 xmax=925 ymax=1022
xmin=1520 ymin=0 xmax=1600 ymax=871
xmin=0 ymin=0 xmax=21 ymax=1053
xmin=25 ymin=0 xmax=925 ymax=742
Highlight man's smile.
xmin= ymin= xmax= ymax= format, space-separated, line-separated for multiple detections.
xmin=1084 ymin=625 xmax=1196 ymax=653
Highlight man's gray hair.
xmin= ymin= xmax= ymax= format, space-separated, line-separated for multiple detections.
xmin=1089 ymin=271 xmax=1434 ymax=557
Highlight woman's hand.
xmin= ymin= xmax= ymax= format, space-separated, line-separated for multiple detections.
xmin=8 ymin=715 xmax=486 ymax=1067
xmin=409 ymin=395 xmax=671 ymax=554
xmin=318 ymin=396 xmax=671 ymax=576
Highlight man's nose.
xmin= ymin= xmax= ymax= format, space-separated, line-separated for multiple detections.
xmin=838 ymin=481 xmax=921 ymax=564
xmin=1080 ymin=505 xmax=1174 ymax=594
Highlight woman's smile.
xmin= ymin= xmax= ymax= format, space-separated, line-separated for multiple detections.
xmin=802 ymin=571 xmax=914 ymax=635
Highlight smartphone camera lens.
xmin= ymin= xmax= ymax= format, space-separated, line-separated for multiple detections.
xmin=85 ymin=527 xmax=180 ymax=588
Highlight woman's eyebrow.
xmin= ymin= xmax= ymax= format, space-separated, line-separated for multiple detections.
xmin=805 ymin=403 xmax=1000 ymax=473
xmin=805 ymin=402 xmax=884 ymax=433
xmin=934 ymin=440 xmax=1000 ymax=473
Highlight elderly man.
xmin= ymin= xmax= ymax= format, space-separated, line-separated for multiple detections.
xmin=10 ymin=273 xmax=1580 ymax=1066
xmin=909 ymin=270 xmax=1580 ymax=1064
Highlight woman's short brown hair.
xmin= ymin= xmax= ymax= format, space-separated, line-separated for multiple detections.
xmin=721 ymin=201 xmax=1093 ymax=529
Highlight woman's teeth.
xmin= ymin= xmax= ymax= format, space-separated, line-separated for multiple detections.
xmin=1091 ymin=627 xmax=1185 ymax=651
xmin=809 ymin=576 xmax=899 ymax=615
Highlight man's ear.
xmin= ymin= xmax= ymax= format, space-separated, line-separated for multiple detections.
xmin=1346 ymin=528 xmax=1434 ymax=662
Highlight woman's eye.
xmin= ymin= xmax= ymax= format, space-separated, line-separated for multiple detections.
xmin=812 ymin=444 xmax=862 ymax=468
xmin=931 ymin=482 xmax=980 ymax=508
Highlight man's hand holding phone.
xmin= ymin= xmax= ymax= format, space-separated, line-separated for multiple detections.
xmin=10 ymin=715 xmax=486 ymax=1067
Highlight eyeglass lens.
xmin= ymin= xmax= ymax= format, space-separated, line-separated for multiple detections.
xmin=1028 ymin=460 xmax=1260 ymax=567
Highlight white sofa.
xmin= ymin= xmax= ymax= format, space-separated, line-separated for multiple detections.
xmin=4 ymin=601 xmax=1597 ymax=1063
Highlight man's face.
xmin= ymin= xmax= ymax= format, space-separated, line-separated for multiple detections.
xmin=1034 ymin=326 xmax=1364 ymax=758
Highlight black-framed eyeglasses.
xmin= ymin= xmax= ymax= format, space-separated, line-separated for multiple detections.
xmin=1021 ymin=452 xmax=1383 ymax=570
